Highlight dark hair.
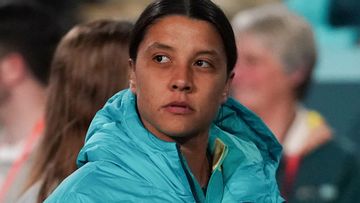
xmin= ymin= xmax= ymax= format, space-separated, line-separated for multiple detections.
xmin=129 ymin=0 xmax=237 ymax=75
xmin=0 ymin=3 xmax=63 ymax=85
xmin=25 ymin=19 xmax=133 ymax=202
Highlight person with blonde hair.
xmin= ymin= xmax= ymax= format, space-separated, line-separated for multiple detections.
xmin=18 ymin=19 xmax=133 ymax=203
xmin=232 ymin=4 xmax=360 ymax=202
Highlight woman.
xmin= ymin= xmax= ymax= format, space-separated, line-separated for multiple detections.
xmin=231 ymin=4 xmax=360 ymax=202
xmin=18 ymin=19 xmax=133 ymax=203
xmin=45 ymin=0 xmax=283 ymax=202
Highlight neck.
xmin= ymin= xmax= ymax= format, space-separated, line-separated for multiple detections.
xmin=176 ymin=131 xmax=210 ymax=188
xmin=256 ymin=98 xmax=297 ymax=143
xmin=0 ymin=79 xmax=46 ymax=146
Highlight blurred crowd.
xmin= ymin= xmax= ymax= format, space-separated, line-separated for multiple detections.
xmin=0 ymin=0 xmax=359 ymax=202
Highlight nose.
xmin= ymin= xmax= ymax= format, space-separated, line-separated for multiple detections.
xmin=170 ymin=66 xmax=193 ymax=93
xmin=171 ymin=80 xmax=192 ymax=92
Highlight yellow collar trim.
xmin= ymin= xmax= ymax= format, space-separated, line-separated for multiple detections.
xmin=212 ymin=138 xmax=226 ymax=171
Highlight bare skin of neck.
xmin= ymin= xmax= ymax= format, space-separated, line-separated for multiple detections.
xmin=175 ymin=132 xmax=210 ymax=188
xmin=256 ymin=97 xmax=297 ymax=143
xmin=156 ymin=129 xmax=210 ymax=188
xmin=0 ymin=78 xmax=46 ymax=146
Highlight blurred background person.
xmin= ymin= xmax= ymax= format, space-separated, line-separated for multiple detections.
xmin=283 ymin=0 xmax=360 ymax=147
xmin=0 ymin=3 xmax=62 ymax=202
xmin=231 ymin=4 xmax=360 ymax=203
xmin=18 ymin=19 xmax=133 ymax=203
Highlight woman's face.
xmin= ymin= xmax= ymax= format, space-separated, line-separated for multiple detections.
xmin=231 ymin=33 xmax=293 ymax=114
xmin=130 ymin=15 xmax=231 ymax=141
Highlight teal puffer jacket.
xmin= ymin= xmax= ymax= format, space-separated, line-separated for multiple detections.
xmin=45 ymin=89 xmax=284 ymax=203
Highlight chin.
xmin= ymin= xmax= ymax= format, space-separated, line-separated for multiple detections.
xmin=162 ymin=127 xmax=191 ymax=138
xmin=160 ymin=124 xmax=200 ymax=138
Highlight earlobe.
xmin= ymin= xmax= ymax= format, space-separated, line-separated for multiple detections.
xmin=129 ymin=78 xmax=136 ymax=94
xmin=128 ymin=58 xmax=134 ymax=70
xmin=221 ymin=92 xmax=228 ymax=103
xmin=290 ymin=67 xmax=308 ymax=89
xmin=221 ymin=72 xmax=235 ymax=103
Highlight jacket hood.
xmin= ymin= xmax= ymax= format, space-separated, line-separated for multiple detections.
xmin=214 ymin=97 xmax=282 ymax=166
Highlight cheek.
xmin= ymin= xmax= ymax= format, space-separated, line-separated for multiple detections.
xmin=231 ymin=69 xmax=241 ymax=85
xmin=231 ymin=63 xmax=243 ymax=85
xmin=135 ymin=78 xmax=155 ymax=108
xmin=233 ymin=70 xmax=261 ymax=89
xmin=204 ymin=77 xmax=228 ymax=104
xmin=133 ymin=68 xmax=167 ymax=109
xmin=134 ymin=67 xmax=156 ymax=92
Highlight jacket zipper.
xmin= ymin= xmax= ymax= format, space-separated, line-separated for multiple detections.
xmin=176 ymin=144 xmax=201 ymax=203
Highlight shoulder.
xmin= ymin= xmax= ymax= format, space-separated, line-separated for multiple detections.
xmin=311 ymin=138 xmax=357 ymax=162
xmin=45 ymin=160 xmax=194 ymax=202
xmin=302 ymin=138 xmax=360 ymax=185
xmin=211 ymin=127 xmax=283 ymax=202
xmin=84 ymin=89 xmax=135 ymax=144
xmin=45 ymin=161 xmax=143 ymax=202
xmin=216 ymin=98 xmax=282 ymax=164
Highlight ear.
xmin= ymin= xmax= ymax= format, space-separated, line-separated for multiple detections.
xmin=289 ymin=67 xmax=309 ymax=90
xmin=0 ymin=53 xmax=27 ymax=87
xmin=128 ymin=59 xmax=137 ymax=94
xmin=221 ymin=72 xmax=235 ymax=103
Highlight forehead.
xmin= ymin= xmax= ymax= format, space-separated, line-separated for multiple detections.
xmin=139 ymin=15 xmax=225 ymax=55
xmin=237 ymin=33 xmax=267 ymax=51
xmin=237 ymin=33 xmax=278 ymax=59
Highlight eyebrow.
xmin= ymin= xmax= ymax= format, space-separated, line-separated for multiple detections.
xmin=145 ymin=42 xmax=174 ymax=52
xmin=195 ymin=50 xmax=221 ymax=58
xmin=146 ymin=42 xmax=222 ymax=59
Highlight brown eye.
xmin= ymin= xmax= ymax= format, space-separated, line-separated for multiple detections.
xmin=153 ymin=55 xmax=170 ymax=63
xmin=194 ymin=60 xmax=211 ymax=68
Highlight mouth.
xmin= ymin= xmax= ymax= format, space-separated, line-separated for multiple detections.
xmin=162 ymin=101 xmax=194 ymax=115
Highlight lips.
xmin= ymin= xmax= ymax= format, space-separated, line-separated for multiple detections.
xmin=163 ymin=101 xmax=194 ymax=114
